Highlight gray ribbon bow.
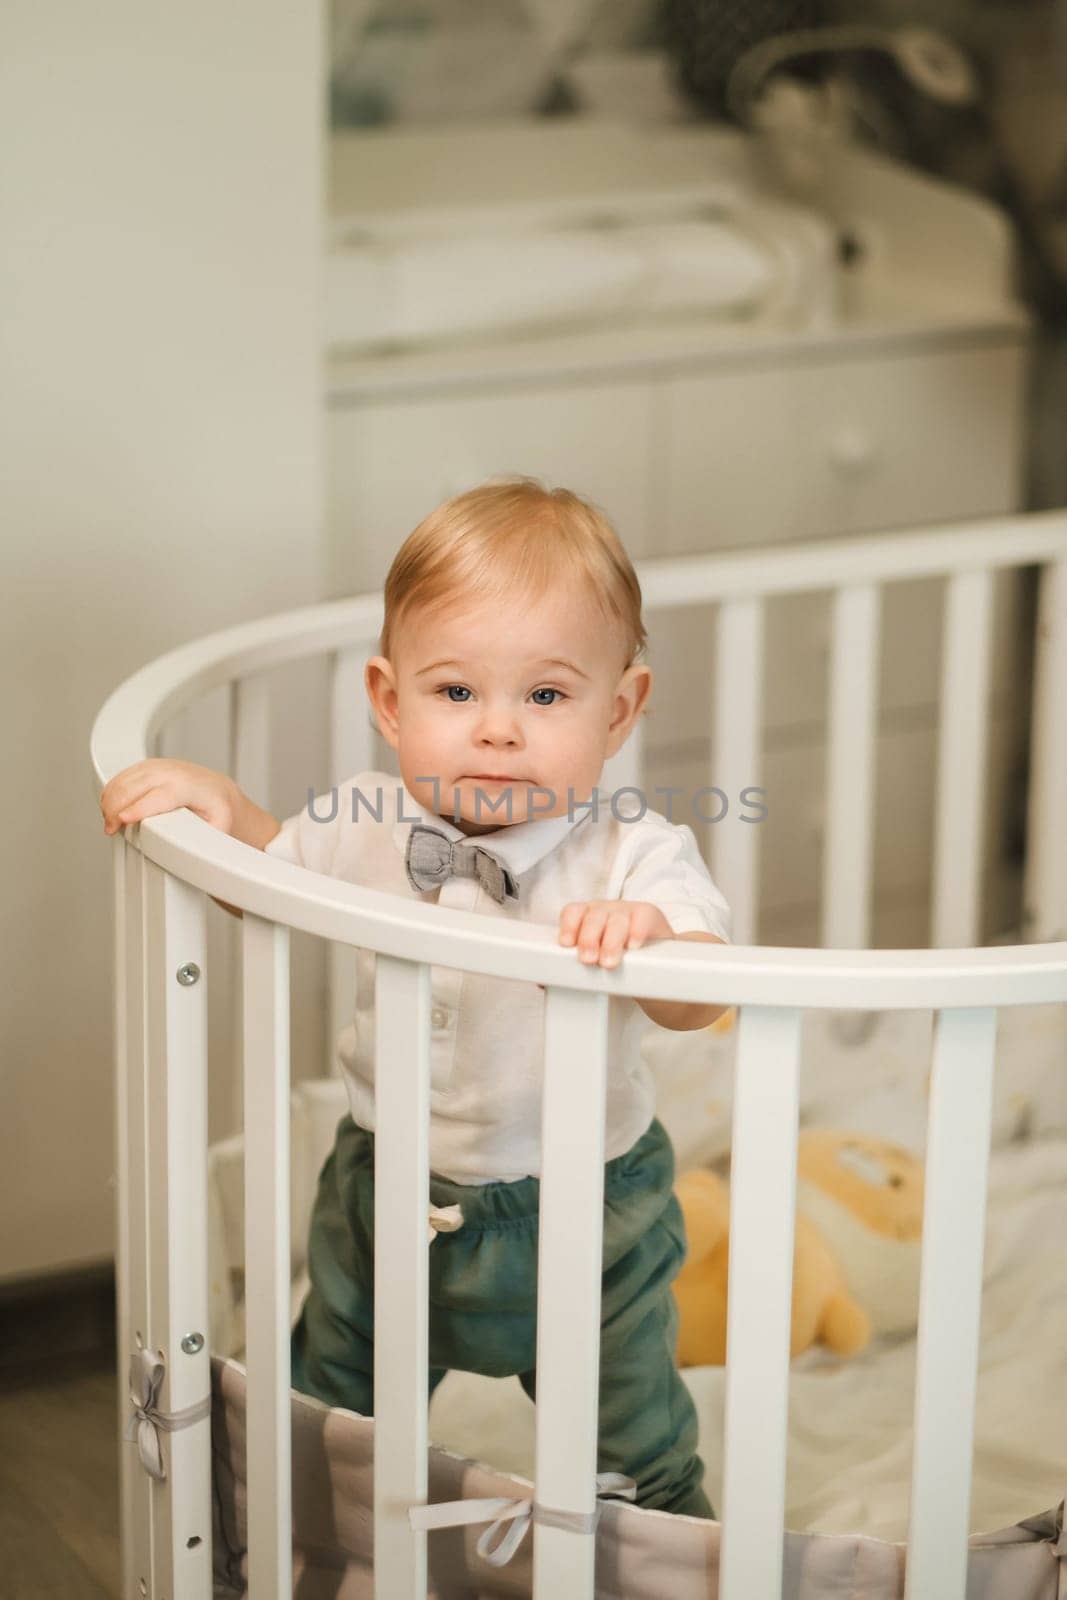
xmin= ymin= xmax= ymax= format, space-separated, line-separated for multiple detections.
xmin=405 ymin=823 xmax=519 ymax=905
xmin=124 ymin=1347 xmax=211 ymax=1482
xmin=408 ymin=1471 xmax=637 ymax=1567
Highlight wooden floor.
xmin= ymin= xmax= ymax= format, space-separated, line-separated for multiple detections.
xmin=0 ymin=1366 xmax=121 ymax=1599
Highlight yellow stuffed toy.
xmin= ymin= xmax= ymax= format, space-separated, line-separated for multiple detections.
xmin=796 ymin=1130 xmax=925 ymax=1337
xmin=673 ymin=1131 xmax=925 ymax=1367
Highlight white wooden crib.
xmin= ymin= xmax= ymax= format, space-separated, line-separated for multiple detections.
xmin=90 ymin=510 xmax=1067 ymax=1600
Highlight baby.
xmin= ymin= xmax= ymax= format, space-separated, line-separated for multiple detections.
xmin=100 ymin=476 xmax=731 ymax=1521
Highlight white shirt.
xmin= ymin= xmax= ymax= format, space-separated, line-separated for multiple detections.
xmin=265 ymin=769 xmax=732 ymax=1183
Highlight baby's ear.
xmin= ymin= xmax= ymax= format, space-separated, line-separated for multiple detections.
xmin=364 ymin=656 xmax=401 ymax=745
xmin=627 ymin=661 xmax=653 ymax=711
xmin=608 ymin=663 xmax=653 ymax=746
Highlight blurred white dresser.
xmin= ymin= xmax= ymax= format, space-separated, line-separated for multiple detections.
xmin=325 ymin=119 xmax=1031 ymax=946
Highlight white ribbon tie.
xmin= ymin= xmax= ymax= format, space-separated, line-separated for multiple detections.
xmin=408 ymin=1471 xmax=637 ymax=1566
xmin=124 ymin=1346 xmax=211 ymax=1482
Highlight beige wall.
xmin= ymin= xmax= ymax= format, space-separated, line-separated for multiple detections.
xmin=0 ymin=5 xmax=323 ymax=1279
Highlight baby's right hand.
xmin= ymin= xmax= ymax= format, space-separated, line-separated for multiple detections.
xmin=100 ymin=759 xmax=238 ymax=837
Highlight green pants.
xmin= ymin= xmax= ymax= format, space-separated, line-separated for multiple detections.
xmin=291 ymin=1114 xmax=714 ymax=1520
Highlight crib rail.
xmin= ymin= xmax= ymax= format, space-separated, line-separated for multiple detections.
xmin=95 ymin=509 xmax=1067 ymax=955
xmin=93 ymin=510 xmax=1067 ymax=1600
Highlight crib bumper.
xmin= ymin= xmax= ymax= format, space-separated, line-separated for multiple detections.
xmin=209 ymin=1358 xmax=1066 ymax=1600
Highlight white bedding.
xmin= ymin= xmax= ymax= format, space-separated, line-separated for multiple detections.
xmin=646 ymin=1003 xmax=1067 ymax=1171
xmin=324 ymin=199 xmax=836 ymax=351
xmin=427 ymin=1135 xmax=1067 ymax=1540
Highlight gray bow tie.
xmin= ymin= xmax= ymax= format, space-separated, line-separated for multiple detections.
xmin=404 ymin=823 xmax=520 ymax=905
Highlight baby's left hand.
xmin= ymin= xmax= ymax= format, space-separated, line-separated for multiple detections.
xmin=558 ymin=900 xmax=675 ymax=970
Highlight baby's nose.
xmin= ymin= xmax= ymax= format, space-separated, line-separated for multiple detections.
xmin=475 ymin=707 xmax=522 ymax=744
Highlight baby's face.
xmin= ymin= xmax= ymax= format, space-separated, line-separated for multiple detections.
xmin=366 ymin=581 xmax=651 ymax=835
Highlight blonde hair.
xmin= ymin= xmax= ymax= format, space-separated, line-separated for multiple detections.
xmin=379 ymin=476 xmax=647 ymax=672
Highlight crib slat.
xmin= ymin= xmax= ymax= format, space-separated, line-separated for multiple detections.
xmin=330 ymin=645 xmax=376 ymax=783
xmin=712 ymin=597 xmax=763 ymax=945
xmin=932 ymin=570 xmax=993 ymax=947
xmin=242 ymin=914 xmax=293 ymax=1598
xmin=1024 ymin=558 xmax=1067 ymax=940
xmin=328 ymin=648 xmax=376 ymax=1077
xmin=823 ymin=583 xmax=881 ymax=948
xmin=534 ymin=988 xmax=609 ymax=1599
xmin=327 ymin=940 xmax=354 ymax=1080
xmin=374 ymin=955 xmax=432 ymax=1600
xmin=118 ymin=840 xmax=153 ymax=1595
xmin=905 ymin=1007 xmax=996 ymax=1600
xmin=229 ymin=672 xmax=273 ymax=1153
xmin=143 ymin=862 xmax=213 ymax=1596
xmin=230 ymin=672 xmax=272 ymax=806
xmin=719 ymin=1005 xmax=801 ymax=1600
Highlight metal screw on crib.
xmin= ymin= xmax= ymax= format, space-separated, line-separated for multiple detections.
xmin=176 ymin=962 xmax=200 ymax=986
xmin=181 ymin=1331 xmax=204 ymax=1355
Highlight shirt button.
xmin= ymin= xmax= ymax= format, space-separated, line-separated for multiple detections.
xmin=431 ymin=1006 xmax=448 ymax=1030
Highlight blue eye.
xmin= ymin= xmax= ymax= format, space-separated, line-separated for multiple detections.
xmin=437 ymin=683 xmax=564 ymax=705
